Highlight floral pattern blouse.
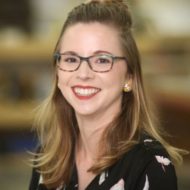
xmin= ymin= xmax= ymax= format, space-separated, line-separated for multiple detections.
xmin=29 ymin=136 xmax=178 ymax=190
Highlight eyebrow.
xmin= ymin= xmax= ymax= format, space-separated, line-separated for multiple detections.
xmin=93 ymin=50 xmax=113 ymax=55
xmin=59 ymin=51 xmax=78 ymax=55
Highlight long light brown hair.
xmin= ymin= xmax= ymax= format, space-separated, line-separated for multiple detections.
xmin=32 ymin=0 xmax=183 ymax=188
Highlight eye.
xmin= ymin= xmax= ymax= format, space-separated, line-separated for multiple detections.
xmin=95 ymin=55 xmax=112 ymax=64
xmin=63 ymin=55 xmax=79 ymax=64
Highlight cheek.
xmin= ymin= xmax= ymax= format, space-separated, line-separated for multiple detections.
xmin=57 ymin=75 xmax=62 ymax=90
xmin=57 ymin=72 xmax=73 ymax=99
xmin=102 ymin=73 xmax=125 ymax=95
xmin=57 ymin=73 xmax=66 ymax=91
xmin=111 ymin=68 xmax=127 ymax=88
xmin=57 ymin=75 xmax=70 ymax=100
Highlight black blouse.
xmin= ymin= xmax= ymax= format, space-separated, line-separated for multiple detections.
xmin=29 ymin=136 xmax=178 ymax=190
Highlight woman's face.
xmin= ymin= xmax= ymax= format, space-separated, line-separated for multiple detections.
xmin=57 ymin=22 xmax=130 ymax=119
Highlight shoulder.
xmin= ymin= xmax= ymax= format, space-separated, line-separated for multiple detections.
xmin=103 ymin=135 xmax=177 ymax=190
xmin=122 ymin=135 xmax=178 ymax=190
xmin=140 ymin=135 xmax=170 ymax=158
xmin=136 ymin=134 xmax=175 ymax=176
xmin=137 ymin=155 xmax=177 ymax=190
xmin=137 ymin=135 xmax=177 ymax=189
xmin=122 ymin=134 xmax=171 ymax=167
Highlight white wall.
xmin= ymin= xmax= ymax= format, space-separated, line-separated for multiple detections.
xmin=138 ymin=0 xmax=190 ymax=36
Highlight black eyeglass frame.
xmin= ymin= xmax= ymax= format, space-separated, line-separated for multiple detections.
xmin=54 ymin=52 xmax=127 ymax=73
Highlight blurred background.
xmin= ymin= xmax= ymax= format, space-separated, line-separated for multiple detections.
xmin=0 ymin=0 xmax=189 ymax=189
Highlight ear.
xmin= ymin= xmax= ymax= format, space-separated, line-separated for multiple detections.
xmin=124 ymin=74 xmax=133 ymax=92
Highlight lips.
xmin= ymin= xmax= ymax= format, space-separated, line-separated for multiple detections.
xmin=72 ymin=85 xmax=101 ymax=99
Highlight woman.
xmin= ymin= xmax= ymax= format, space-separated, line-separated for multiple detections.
xmin=29 ymin=1 xmax=183 ymax=189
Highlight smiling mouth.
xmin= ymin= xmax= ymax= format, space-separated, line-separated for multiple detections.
xmin=72 ymin=86 xmax=101 ymax=97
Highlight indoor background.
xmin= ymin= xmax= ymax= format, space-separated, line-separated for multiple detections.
xmin=0 ymin=0 xmax=189 ymax=189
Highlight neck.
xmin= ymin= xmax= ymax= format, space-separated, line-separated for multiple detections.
xmin=75 ymin=100 xmax=122 ymax=161
xmin=76 ymin=119 xmax=106 ymax=160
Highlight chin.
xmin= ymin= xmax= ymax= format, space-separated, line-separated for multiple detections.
xmin=74 ymin=107 xmax=98 ymax=117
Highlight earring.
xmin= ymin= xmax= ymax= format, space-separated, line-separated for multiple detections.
xmin=123 ymin=83 xmax=131 ymax=92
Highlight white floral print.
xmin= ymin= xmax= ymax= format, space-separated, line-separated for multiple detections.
xmin=39 ymin=174 xmax=64 ymax=190
xmin=56 ymin=184 xmax=64 ymax=190
xmin=144 ymin=139 xmax=153 ymax=143
xmin=110 ymin=179 xmax=125 ymax=190
xmin=99 ymin=171 xmax=109 ymax=185
xmin=143 ymin=175 xmax=149 ymax=190
xmin=39 ymin=175 xmax=43 ymax=184
xmin=155 ymin=155 xmax=171 ymax=172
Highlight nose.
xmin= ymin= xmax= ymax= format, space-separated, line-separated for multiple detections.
xmin=76 ymin=60 xmax=94 ymax=80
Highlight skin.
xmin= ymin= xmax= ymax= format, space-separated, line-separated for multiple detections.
xmin=57 ymin=22 xmax=132 ymax=190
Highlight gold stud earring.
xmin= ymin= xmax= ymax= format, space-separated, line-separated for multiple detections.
xmin=123 ymin=83 xmax=131 ymax=92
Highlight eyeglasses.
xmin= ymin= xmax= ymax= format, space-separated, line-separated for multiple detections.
xmin=54 ymin=53 xmax=127 ymax=73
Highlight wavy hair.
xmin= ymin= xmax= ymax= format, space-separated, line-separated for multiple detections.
xmin=32 ymin=0 xmax=184 ymax=188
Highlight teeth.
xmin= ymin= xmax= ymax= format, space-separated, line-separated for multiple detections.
xmin=74 ymin=88 xmax=99 ymax=96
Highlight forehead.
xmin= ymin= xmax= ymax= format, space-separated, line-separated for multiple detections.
xmin=59 ymin=22 xmax=123 ymax=55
